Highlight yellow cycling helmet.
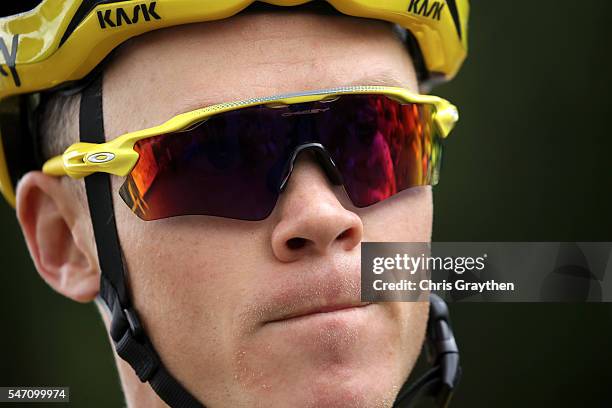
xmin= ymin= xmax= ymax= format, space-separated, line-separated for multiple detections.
xmin=0 ymin=0 xmax=469 ymax=208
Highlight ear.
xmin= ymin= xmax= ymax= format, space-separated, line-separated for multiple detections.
xmin=16 ymin=171 xmax=100 ymax=303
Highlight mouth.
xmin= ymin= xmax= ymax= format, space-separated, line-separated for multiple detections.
xmin=267 ymin=302 xmax=373 ymax=324
xmin=254 ymin=258 xmax=366 ymax=328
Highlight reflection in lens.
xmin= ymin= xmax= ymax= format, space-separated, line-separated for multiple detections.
xmin=316 ymin=95 xmax=442 ymax=207
xmin=120 ymin=106 xmax=292 ymax=220
xmin=120 ymin=94 xmax=443 ymax=220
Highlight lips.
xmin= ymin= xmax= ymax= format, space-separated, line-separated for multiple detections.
xmin=256 ymin=260 xmax=368 ymax=326
xmin=267 ymin=302 xmax=372 ymax=324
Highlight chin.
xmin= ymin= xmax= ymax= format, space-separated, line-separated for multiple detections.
xmin=232 ymin=350 xmax=404 ymax=408
xmin=303 ymin=372 xmax=398 ymax=408
xmin=232 ymin=304 xmax=415 ymax=407
xmin=256 ymin=357 xmax=402 ymax=408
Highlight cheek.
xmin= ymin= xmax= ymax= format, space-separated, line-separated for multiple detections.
xmin=111 ymin=179 xmax=262 ymax=308
xmin=360 ymin=186 xmax=433 ymax=242
xmin=111 ymin=186 xmax=272 ymax=399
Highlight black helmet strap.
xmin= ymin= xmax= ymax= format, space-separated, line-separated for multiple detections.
xmin=78 ymin=73 xmax=460 ymax=408
xmin=80 ymin=74 xmax=203 ymax=408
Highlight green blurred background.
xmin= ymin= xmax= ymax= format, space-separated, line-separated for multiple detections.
xmin=1 ymin=1 xmax=612 ymax=407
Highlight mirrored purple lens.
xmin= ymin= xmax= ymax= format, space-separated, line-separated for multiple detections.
xmin=120 ymin=106 xmax=293 ymax=220
xmin=314 ymin=95 xmax=440 ymax=207
xmin=119 ymin=94 xmax=441 ymax=220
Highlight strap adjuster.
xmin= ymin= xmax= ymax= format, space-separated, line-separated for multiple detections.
xmin=124 ymin=307 xmax=144 ymax=341
xmin=109 ymin=301 xmax=144 ymax=343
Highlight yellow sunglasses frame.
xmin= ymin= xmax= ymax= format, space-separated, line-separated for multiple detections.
xmin=42 ymin=85 xmax=458 ymax=181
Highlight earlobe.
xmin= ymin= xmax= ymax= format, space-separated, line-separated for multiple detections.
xmin=15 ymin=171 xmax=100 ymax=303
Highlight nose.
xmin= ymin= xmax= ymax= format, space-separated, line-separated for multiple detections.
xmin=270 ymin=150 xmax=363 ymax=262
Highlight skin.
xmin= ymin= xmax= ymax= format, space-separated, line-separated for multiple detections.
xmin=16 ymin=11 xmax=431 ymax=408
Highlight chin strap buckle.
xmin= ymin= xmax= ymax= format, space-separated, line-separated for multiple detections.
xmin=108 ymin=295 xmax=160 ymax=383
xmin=426 ymin=294 xmax=461 ymax=407
xmin=124 ymin=307 xmax=144 ymax=341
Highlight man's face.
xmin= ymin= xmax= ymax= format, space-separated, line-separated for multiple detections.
xmin=102 ymin=11 xmax=431 ymax=408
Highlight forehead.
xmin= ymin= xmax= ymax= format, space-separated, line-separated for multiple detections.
xmin=102 ymin=11 xmax=417 ymax=139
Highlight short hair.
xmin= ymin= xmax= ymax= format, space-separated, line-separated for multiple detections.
xmin=35 ymin=89 xmax=87 ymax=206
xmin=38 ymin=91 xmax=81 ymax=161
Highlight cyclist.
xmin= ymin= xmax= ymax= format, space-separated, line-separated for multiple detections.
xmin=0 ymin=1 xmax=468 ymax=406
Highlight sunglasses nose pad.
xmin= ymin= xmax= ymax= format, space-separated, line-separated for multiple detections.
xmin=278 ymin=143 xmax=343 ymax=192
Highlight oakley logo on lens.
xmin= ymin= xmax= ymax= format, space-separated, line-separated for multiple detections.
xmin=97 ymin=1 xmax=161 ymax=29
xmin=407 ymin=0 xmax=446 ymax=21
xmin=281 ymin=108 xmax=330 ymax=117
xmin=87 ymin=152 xmax=116 ymax=164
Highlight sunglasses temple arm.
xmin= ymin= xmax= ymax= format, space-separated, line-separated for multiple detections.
xmin=42 ymin=155 xmax=67 ymax=176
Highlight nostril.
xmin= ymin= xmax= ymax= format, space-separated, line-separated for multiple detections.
xmin=286 ymin=237 xmax=307 ymax=250
xmin=336 ymin=229 xmax=352 ymax=241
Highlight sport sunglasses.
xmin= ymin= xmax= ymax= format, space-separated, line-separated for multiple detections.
xmin=43 ymin=86 xmax=458 ymax=221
